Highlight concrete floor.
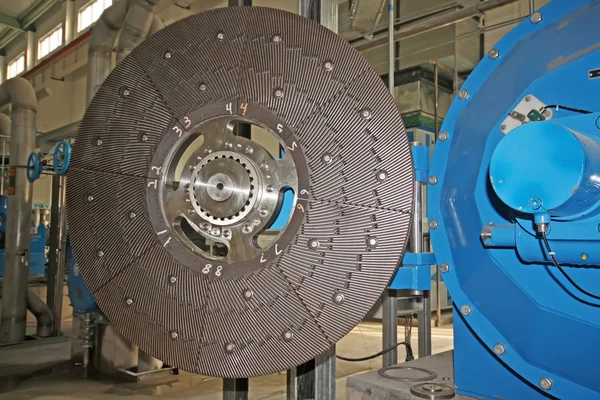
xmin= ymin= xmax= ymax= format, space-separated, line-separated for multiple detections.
xmin=0 ymin=321 xmax=454 ymax=400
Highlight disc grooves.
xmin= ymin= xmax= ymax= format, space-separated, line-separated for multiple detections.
xmin=67 ymin=6 xmax=414 ymax=378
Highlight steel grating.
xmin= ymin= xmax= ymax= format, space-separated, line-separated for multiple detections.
xmin=66 ymin=6 xmax=414 ymax=378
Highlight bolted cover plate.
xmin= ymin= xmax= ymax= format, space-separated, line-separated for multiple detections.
xmin=67 ymin=6 xmax=413 ymax=378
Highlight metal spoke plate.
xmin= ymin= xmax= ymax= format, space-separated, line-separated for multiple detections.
xmin=66 ymin=6 xmax=414 ymax=378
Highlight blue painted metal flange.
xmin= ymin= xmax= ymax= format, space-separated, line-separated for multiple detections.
xmin=53 ymin=140 xmax=71 ymax=175
xmin=428 ymin=1 xmax=600 ymax=398
xmin=390 ymin=252 xmax=436 ymax=291
xmin=26 ymin=151 xmax=42 ymax=182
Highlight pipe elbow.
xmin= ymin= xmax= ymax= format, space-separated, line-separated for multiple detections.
xmin=88 ymin=0 xmax=130 ymax=53
xmin=27 ymin=289 xmax=53 ymax=338
xmin=116 ymin=0 xmax=169 ymax=63
xmin=0 ymin=78 xmax=37 ymax=112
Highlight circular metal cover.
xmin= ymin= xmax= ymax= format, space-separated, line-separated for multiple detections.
xmin=410 ymin=383 xmax=455 ymax=399
xmin=67 ymin=6 xmax=413 ymax=378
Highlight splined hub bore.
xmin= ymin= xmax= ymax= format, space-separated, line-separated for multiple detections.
xmin=66 ymin=6 xmax=414 ymax=378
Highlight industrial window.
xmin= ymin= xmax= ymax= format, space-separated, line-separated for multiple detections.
xmin=77 ymin=0 xmax=113 ymax=33
xmin=6 ymin=53 xmax=25 ymax=79
xmin=38 ymin=24 xmax=63 ymax=60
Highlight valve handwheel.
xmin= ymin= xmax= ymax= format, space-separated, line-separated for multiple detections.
xmin=26 ymin=151 xmax=42 ymax=182
xmin=53 ymin=140 xmax=71 ymax=175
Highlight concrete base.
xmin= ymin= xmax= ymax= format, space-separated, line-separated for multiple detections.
xmin=0 ymin=336 xmax=72 ymax=380
xmin=346 ymin=351 xmax=474 ymax=400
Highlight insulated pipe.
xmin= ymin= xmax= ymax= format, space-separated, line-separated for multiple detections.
xmin=27 ymin=289 xmax=53 ymax=337
xmin=116 ymin=0 xmax=169 ymax=64
xmin=0 ymin=113 xmax=9 ymax=136
xmin=149 ymin=14 xmax=164 ymax=36
xmin=86 ymin=0 xmax=131 ymax=104
xmin=0 ymin=113 xmax=10 ymax=196
xmin=0 ymin=77 xmax=37 ymax=344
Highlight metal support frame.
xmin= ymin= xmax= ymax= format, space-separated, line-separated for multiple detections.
xmin=387 ymin=142 xmax=434 ymax=359
xmin=222 ymin=1 xmax=252 ymax=397
xmin=287 ymin=346 xmax=335 ymax=400
xmin=286 ymin=1 xmax=338 ymax=397
xmin=353 ymin=0 xmax=518 ymax=52
xmin=382 ymin=0 xmax=398 ymax=368
xmin=47 ymin=174 xmax=67 ymax=336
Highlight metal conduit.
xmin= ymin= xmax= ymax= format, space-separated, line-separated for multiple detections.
xmin=354 ymin=0 xmax=519 ymax=52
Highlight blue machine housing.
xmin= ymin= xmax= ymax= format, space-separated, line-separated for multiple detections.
xmin=0 ymin=197 xmax=48 ymax=278
xmin=66 ymin=243 xmax=98 ymax=314
xmin=428 ymin=1 xmax=600 ymax=398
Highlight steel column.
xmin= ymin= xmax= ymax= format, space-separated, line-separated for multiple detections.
xmin=47 ymin=175 xmax=67 ymax=336
xmin=287 ymin=0 xmax=339 ymax=395
xmin=287 ymin=346 xmax=336 ymax=399
xmin=382 ymin=0 xmax=398 ymax=369
xmin=412 ymin=172 xmax=431 ymax=357
xmin=64 ymin=0 xmax=76 ymax=44
xmin=222 ymin=1 xmax=251 ymax=397
xmin=223 ymin=378 xmax=249 ymax=400
xmin=26 ymin=30 xmax=35 ymax=71
xmin=0 ymin=55 xmax=6 ymax=85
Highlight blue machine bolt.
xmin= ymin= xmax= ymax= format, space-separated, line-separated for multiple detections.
xmin=528 ymin=197 xmax=542 ymax=210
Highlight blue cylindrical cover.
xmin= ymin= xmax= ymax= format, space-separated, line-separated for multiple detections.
xmin=490 ymin=119 xmax=600 ymax=217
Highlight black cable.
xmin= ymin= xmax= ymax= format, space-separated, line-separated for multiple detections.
xmin=540 ymin=231 xmax=600 ymax=301
xmin=336 ymin=341 xmax=414 ymax=362
xmin=540 ymin=105 xmax=592 ymax=114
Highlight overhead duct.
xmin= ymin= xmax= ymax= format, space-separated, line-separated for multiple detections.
xmin=0 ymin=77 xmax=38 ymax=344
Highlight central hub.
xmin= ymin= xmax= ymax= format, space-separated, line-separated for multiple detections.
xmin=189 ymin=151 xmax=258 ymax=225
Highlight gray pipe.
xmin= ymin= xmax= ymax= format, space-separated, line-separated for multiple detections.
xmin=86 ymin=0 xmax=131 ymax=104
xmin=0 ymin=77 xmax=37 ymax=344
xmin=27 ymin=289 xmax=53 ymax=337
xmin=0 ymin=112 xmax=9 ymax=135
xmin=0 ymin=113 xmax=10 ymax=198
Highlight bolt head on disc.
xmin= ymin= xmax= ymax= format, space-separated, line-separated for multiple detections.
xmin=67 ymin=6 xmax=414 ymax=378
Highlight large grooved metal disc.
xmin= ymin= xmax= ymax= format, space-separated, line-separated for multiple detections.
xmin=67 ymin=6 xmax=414 ymax=378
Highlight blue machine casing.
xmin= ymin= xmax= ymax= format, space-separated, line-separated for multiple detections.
xmin=428 ymin=1 xmax=600 ymax=398
xmin=0 ymin=197 xmax=47 ymax=278
xmin=66 ymin=243 xmax=98 ymax=314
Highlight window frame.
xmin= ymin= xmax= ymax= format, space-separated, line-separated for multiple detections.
xmin=37 ymin=24 xmax=64 ymax=60
xmin=6 ymin=53 xmax=25 ymax=80
xmin=77 ymin=0 xmax=113 ymax=33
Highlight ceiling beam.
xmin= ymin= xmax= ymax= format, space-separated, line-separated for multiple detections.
xmin=0 ymin=0 xmax=57 ymax=51
xmin=0 ymin=13 xmax=24 ymax=32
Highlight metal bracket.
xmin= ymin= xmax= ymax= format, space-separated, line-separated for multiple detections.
xmin=390 ymin=252 xmax=436 ymax=291
xmin=500 ymin=94 xmax=553 ymax=135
